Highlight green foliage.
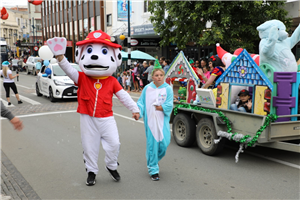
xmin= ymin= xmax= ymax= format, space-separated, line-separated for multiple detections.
xmin=148 ymin=1 xmax=291 ymax=53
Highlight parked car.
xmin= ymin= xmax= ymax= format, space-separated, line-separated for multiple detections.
xmin=25 ymin=56 xmax=41 ymax=75
xmin=36 ymin=63 xmax=81 ymax=102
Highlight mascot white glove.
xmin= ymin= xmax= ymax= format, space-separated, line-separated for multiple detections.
xmin=47 ymin=37 xmax=67 ymax=56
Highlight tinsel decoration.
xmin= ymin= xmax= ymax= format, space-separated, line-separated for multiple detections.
xmin=173 ymin=104 xmax=278 ymax=162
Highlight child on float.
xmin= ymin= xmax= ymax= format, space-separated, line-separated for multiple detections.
xmin=137 ymin=60 xmax=173 ymax=181
xmin=230 ymin=89 xmax=252 ymax=113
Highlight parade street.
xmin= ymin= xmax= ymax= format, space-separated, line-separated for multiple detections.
xmin=1 ymin=73 xmax=300 ymax=200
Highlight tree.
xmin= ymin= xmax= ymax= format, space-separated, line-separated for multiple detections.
xmin=148 ymin=1 xmax=291 ymax=53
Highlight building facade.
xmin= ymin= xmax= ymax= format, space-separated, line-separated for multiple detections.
xmin=0 ymin=7 xmax=30 ymax=54
xmin=41 ymin=0 xmax=105 ymax=62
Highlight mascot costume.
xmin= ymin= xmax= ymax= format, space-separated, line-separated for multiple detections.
xmin=47 ymin=30 xmax=140 ymax=186
xmin=257 ymin=19 xmax=300 ymax=72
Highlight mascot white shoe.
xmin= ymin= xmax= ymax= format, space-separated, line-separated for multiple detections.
xmin=47 ymin=30 xmax=140 ymax=186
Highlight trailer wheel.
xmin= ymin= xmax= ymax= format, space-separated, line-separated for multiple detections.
xmin=196 ymin=118 xmax=224 ymax=156
xmin=172 ymin=113 xmax=196 ymax=147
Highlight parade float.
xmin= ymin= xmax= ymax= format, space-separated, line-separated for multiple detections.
xmin=167 ymin=20 xmax=300 ymax=162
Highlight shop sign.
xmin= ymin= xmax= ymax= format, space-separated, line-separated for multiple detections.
xmin=131 ymin=24 xmax=155 ymax=36
xmin=124 ymin=38 xmax=160 ymax=47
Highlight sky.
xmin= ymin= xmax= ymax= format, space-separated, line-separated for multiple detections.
xmin=0 ymin=0 xmax=28 ymax=8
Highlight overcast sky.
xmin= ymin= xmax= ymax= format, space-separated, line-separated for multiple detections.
xmin=0 ymin=0 xmax=28 ymax=8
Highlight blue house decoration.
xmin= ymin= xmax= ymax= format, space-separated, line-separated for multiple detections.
xmin=215 ymin=49 xmax=273 ymax=115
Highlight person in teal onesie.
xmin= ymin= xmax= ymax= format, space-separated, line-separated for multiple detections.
xmin=137 ymin=60 xmax=174 ymax=181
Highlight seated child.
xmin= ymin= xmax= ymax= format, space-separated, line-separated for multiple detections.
xmin=230 ymin=89 xmax=252 ymax=113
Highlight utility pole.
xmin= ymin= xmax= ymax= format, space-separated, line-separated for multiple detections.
xmin=127 ymin=0 xmax=131 ymax=70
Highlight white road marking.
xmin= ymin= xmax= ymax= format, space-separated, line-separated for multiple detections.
xmin=245 ymin=151 xmax=300 ymax=170
xmin=1 ymin=110 xmax=299 ymax=169
xmin=0 ymin=98 xmax=15 ymax=107
xmin=18 ymin=94 xmax=41 ymax=105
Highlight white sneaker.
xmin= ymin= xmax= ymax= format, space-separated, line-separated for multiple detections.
xmin=0 ymin=194 xmax=11 ymax=200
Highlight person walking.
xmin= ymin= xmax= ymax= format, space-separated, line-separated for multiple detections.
xmin=0 ymin=61 xmax=23 ymax=105
xmin=11 ymin=57 xmax=19 ymax=71
xmin=163 ymin=59 xmax=171 ymax=74
xmin=35 ymin=59 xmax=42 ymax=75
xmin=137 ymin=60 xmax=173 ymax=181
xmin=143 ymin=60 xmax=154 ymax=83
xmin=132 ymin=62 xmax=140 ymax=92
xmin=141 ymin=61 xmax=149 ymax=87
xmin=17 ymin=57 xmax=23 ymax=72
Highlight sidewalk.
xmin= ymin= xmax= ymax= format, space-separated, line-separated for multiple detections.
xmin=1 ymin=150 xmax=40 ymax=200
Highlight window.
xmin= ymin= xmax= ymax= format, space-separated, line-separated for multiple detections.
xmin=36 ymin=19 xmax=42 ymax=31
xmin=107 ymin=14 xmax=112 ymax=26
xmin=18 ymin=18 xmax=20 ymax=26
xmin=35 ymin=4 xmax=41 ymax=12
xmin=60 ymin=0 xmax=62 ymax=10
xmin=69 ymin=0 xmax=72 ymax=8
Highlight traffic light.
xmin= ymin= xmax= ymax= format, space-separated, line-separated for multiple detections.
xmin=16 ymin=40 xmax=21 ymax=47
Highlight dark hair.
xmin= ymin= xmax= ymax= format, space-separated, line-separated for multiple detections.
xmin=209 ymin=55 xmax=224 ymax=67
xmin=149 ymin=60 xmax=154 ymax=65
xmin=160 ymin=57 xmax=166 ymax=61
xmin=165 ymin=59 xmax=171 ymax=65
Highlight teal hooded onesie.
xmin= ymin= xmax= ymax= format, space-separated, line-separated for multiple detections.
xmin=137 ymin=82 xmax=174 ymax=176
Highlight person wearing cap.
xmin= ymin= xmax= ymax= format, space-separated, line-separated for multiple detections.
xmin=230 ymin=89 xmax=252 ymax=113
xmin=137 ymin=59 xmax=173 ymax=181
xmin=0 ymin=61 xmax=23 ymax=105
xmin=46 ymin=30 xmax=140 ymax=186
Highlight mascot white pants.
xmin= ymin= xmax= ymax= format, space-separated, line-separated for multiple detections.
xmin=81 ymin=115 xmax=120 ymax=172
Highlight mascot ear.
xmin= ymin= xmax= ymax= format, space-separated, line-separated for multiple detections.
xmin=257 ymin=21 xmax=273 ymax=32
xmin=114 ymin=48 xmax=122 ymax=67
xmin=75 ymin=46 xmax=83 ymax=64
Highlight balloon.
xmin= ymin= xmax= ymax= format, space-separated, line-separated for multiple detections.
xmin=50 ymin=58 xmax=57 ymax=64
xmin=38 ymin=46 xmax=54 ymax=60
xmin=28 ymin=0 xmax=42 ymax=5
xmin=45 ymin=68 xmax=52 ymax=75
xmin=44 ymin=60 xmax=50 ymax=66
xmin=1 ymin=13 xmax=8 ymax=20
xmin=1 ymin=7 xmax=7 ymax=15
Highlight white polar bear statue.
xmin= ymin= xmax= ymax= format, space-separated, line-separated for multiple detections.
xmin=257 ymin=19 xmax=300 ymax=72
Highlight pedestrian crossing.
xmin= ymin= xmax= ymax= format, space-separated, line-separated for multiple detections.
xmin=0 ymin=98 xmax=15 ymax=107
xmin=0 ymin=95 xmax=41 ymax=107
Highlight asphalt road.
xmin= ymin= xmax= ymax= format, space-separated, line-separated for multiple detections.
xmin=1 ymin=72 xmax=299 ymax=199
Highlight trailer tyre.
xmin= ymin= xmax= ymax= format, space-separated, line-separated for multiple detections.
xmin=172 ymin=113 xmax=196 ymax=147
xmin=196 ymin=118 xmax=224 ymax=156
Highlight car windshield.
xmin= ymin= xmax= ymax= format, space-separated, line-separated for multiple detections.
xmin=34 ymin=58 xmax=40 ymax=62
xmin=52 ymin=64 xmax=81 ymax=76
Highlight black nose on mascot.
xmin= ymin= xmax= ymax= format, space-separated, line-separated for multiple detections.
xmin=91 ymin=55 xmax=98 ymax=60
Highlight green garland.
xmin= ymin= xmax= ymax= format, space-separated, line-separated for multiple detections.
xmin=173 ymin=104 xmax=278 ymax=147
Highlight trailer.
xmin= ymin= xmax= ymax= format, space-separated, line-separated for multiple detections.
xmin=171 ymin=102 xmax=300 ymax=158
xmin=165 ymin=50 xmax=300 ymax=161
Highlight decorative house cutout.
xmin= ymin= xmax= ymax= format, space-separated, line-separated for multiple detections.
xmin=165 ymin=51 xmax=200 ymax=103
xmin=215 ymin=49 xmax=273 ymax=115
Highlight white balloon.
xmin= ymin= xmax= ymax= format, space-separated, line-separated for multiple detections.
xmin=50 ymin=58 xmax=57 ymax=64
xmin=38 ymin=46 xmax=54 ymax=60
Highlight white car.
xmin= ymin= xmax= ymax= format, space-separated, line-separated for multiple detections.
xmin=36 ymin=63 xmax=81 ymax=102
xmin=25 ymin=56 xmax=41 ymax=75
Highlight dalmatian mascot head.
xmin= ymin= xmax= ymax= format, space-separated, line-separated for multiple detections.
xmin=75 ymin=30 xmax=122 ymax=77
